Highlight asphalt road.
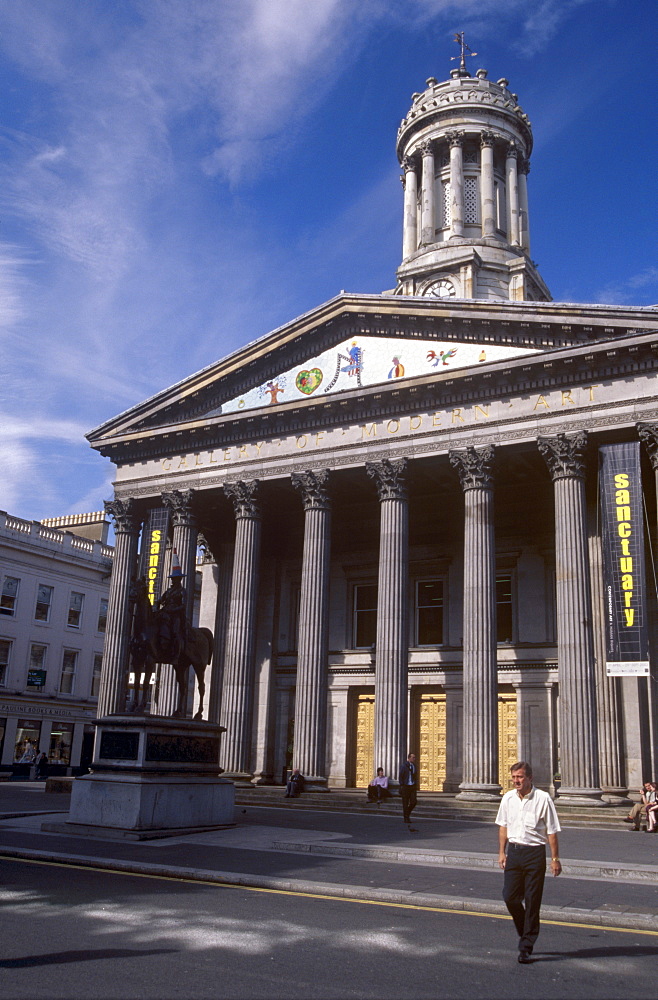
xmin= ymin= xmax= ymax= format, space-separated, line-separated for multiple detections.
xmin=1 ymin=858 xmax=656 ymax=1000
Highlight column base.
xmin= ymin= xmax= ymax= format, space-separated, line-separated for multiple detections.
xmin=601 ymin=788 xmax=632 ymax=806
xmin=457 ymin=783 xmax=501 ymax=802
xmin=556 ymin=786 xmax=607 ymax=806
xmin=221 ymin=771 xmax=254 ymax=788
xmin=301 ymin=776 xmax=330 ymax=792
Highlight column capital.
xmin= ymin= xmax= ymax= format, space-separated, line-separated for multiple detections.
xmin=480 ymin=129 xmax=497 ymax=148
xmin=161 ymin=488 xmax=196 ymax=527
xmin=291 ymin=469 xmax=331 ymax=511
xmin=224 ymin=480 xmax=261 ymax=519
xmin=538 ymin=432 xmax=588 ymax=481
xmin=446 ymin=130 xmax=465 ymax=148
xmin=519 ymin=157 xmax=531 ymax=175
xmin=637 ymin=422 xmax=658 ymax=468
xmin=506 ymin=141 xmax=519 ymax=160
xmin=401 ymin=155 xmax=417 ymax=173
xmin=104 ymin=497 xmax=140 ymax=534
xmin=419 ymin=139 xmax=434 ymax=157
xmin=366 ymin=457 xmax=408 ymax=501
xmin=449 ymin=445 xmax=495 ymax=491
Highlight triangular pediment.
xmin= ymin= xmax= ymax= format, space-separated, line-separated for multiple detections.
xmin=87 ymin=292 xmax=658 ymax=452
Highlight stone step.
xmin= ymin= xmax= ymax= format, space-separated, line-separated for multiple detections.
xmin=235 ymin=788 xmax=632 ymax=831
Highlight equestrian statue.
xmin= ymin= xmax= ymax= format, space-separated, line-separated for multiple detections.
xmin=129 ymin=555 xmax=213 ymax=719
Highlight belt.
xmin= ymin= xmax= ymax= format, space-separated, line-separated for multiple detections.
xmin=508 ymin=842 xmax=545 ymax=849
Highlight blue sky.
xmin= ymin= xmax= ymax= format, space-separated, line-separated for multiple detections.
xmin=0 ymin=0 xmax=656 ymax=521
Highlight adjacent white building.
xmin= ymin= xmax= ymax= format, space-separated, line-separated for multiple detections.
xmin=0 ymin=510 xmax=113 ymax=775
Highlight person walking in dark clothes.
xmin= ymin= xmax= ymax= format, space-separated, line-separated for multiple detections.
xmin=496 ymin=761 xmax=562 ymax=964
xmin=399 ymin=752 xmax=418 ymax=832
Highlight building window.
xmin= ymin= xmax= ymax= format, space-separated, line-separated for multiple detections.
xmin=464 ymin=176 xmax=479 ymax=224
xmin=1 ymin=576 xmax=20 ymax=616
xmin=14 ymin=719 xmax=41 ymax=763
xmin=97 ymin=598 xmax=108 ymax=633
xmin=91 ymin=653 xmax=103 ymax=698
xmin=289 ymin=585 xmax=301 ymax=652
xmin=35 ymin=584 xmax=54 ymax=622
xmin=49 ymin=722 xmax=74 ymax=765
xmin=496 ymin=574 xmax=514 ymax=643
xmin=0 ymin=638 xmax=11 ymax=686
xmin=441 ymin=179 xmax=451 ymax=229
xmin=67 ymin=592 xmax=84 ymax=628
xmin=60 ymin=649 xmax=78 ymax=694
xmin=27 ymin=644 xmax=47 ymax=689
xmin=415 ymin=580 xmax=444 ymax=645
xmin=353 ymin=584 xmax=377 ymax=648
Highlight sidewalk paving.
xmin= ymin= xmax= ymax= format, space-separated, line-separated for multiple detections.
xmin=1 ymin=784 xmax=657 ymax=932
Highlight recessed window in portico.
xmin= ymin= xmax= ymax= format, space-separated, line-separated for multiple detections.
xmin=496 ymin=574 xmax=514 ymax=643
xmin=415 ymin=579 xmax=444 ymax=645
xmin=353 ymin=584 xmax=377 ymax=649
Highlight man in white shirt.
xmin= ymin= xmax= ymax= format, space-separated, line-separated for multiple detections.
xmin=495 ymin=761 xmax=562 ymax=964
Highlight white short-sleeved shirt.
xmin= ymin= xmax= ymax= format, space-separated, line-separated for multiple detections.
xmin=495 ymin=786 xmax=561 ymax=846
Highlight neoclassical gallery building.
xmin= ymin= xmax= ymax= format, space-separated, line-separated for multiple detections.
xmin=89 ymin=58 xmax=658 ymax=804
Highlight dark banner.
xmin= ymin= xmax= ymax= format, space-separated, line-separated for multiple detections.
xmin=599 ymin=441 xmax=650 ymax=676
xmin=139 ymin=507 xmax=170 ymax=605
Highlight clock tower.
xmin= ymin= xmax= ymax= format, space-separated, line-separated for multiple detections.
xmin=395 ymin=49 xmax=550 ymax=302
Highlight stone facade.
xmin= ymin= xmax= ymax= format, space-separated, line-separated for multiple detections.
xmin=88 ymin=61 xmax=658 ymax=800
xmin=0 ymin=510 xmax=113 ymax=774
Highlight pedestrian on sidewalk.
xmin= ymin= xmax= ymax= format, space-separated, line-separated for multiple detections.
xmin=399 ymin=752 xmax=418 ymax=832
xmin=367 ymin=768 xmax=389 ymax=804
xmin=496 ymin=760 xmax=562 ymax=964
xmin=34 ymin=752 xmax=49 ymax=781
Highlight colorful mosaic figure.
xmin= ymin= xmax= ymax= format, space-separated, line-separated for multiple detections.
xmin=324 ymin=341 xmax=363 ymax=392
xmin=261 ymin=379 xmax=285 ymax=405
xmin=427 ymin=347 xmax=457 ymax=368
xmin=388 ymin=356 xmax=405 ymax=379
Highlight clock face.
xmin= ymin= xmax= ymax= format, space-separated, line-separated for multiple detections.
xmin=426 ymin=279 xmax=456 ymax=298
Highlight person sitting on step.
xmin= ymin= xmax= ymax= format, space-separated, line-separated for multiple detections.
xmin=366 ymin=768 xmax=390 ymax=805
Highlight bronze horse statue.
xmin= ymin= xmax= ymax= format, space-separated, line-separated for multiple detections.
xmin=129 ymin=578 xmax=213 ymax=720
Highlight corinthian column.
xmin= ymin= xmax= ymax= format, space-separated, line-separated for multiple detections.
xmin=480 ymin=131 xmax=496 ymax=238
xmin=506 ymin=143 xmax=520 ymax=246
xmin=420 ymin=140 xmax=435 ymax=245
xmin=588 ymin=498 xmax=627 ymax=802
xmin=538 ymin=432 xmax=603 ymax=803
xmin=518 ymin=158 xmax=531 ymax=252
xmin=98 ymin=498 xmax=141 ymax=718
xmin=291 ymin=469 xmax=332 ymax=791
xmin=402 ymin=156 xmax=418 ymax=259
xmin=447 ymin=130 xmax=465 ymax=238
xmin=155 ymin=489 xmax=198 ymax=716
xmin=366 ymin=458 xmax=409 ymax=786
xmin=449 ymin=446 xmax=500 ymax=800
xmin=220 ymin=480 xmax=262 ymax=785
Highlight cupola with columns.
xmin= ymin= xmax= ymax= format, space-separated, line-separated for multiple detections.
xmin=395 ymin=42 xmax=551 ymax=303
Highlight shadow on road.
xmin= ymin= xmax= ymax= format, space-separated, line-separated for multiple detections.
xmin=527 ymin=945 xmax=658 ymax=964
xmin=0 ymin=947 xmax=176 ymax=968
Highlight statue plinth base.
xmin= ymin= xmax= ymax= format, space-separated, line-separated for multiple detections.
xmin=49 ymin=715 xmax=234 ymax=839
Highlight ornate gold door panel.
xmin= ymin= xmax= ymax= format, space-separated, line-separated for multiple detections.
xmin=498 ymin=691 xmax=518 ymax=791
xmin=354 ymin=692 xmax=375 ymax=788
xmin=418 ymin=691 xmax=447 ymax=791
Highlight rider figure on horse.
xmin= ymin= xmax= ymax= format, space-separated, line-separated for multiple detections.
xmin=155 ymin=553 xmax=188 ymax=662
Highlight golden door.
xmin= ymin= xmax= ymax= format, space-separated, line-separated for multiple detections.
xmin=498 ymin=692 xmax=518 ymax=791
xmin=418 ymin=692 xmax=447 ymax=791
xmin=354 ymin=692 xmax=375 ymax=787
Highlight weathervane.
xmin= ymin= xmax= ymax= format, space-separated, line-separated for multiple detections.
xmin=451 ymin=32 xmax=477 ymax=75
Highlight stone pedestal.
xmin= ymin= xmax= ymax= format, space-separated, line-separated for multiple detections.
xmin=56 ymin=716 xmax=234 ymax=839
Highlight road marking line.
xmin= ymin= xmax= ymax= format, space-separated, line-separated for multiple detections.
xmin=2 ymin=854 xmax=656 ymax=937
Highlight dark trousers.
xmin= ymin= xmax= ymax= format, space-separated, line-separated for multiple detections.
xmin=400 ymin=784 xmax=417 ymax=823
xmin=502 ymin=843 xmax=547 ymax=953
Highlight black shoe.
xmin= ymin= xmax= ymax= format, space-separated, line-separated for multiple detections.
xmin=518 ymin=952 xmax=532 ymax=964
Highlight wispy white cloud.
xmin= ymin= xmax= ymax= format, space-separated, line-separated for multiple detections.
xmin=596 ymin=267 xmax=658 ymax=307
